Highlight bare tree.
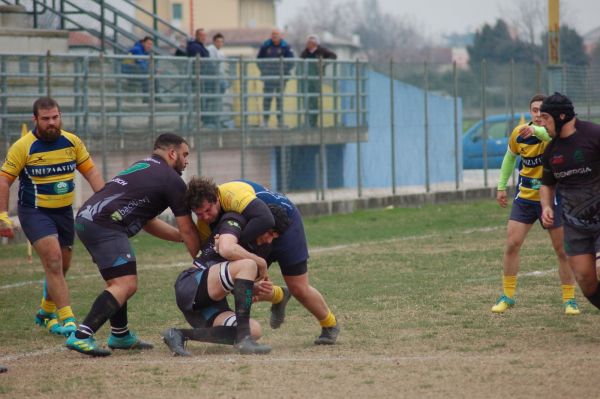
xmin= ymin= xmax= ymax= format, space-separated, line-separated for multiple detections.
xmin=285 ymin=0 xmax=428 ymax=62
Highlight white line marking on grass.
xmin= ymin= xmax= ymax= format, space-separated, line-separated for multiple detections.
xmin=1 ymin=226 xmax=502 ymax=291
xmin=0 ymin=262 xmax=191 ymax=290
xmin=0 ymin=348 xmax=528 ymax=365
xmin=0 ymin=346 xmax=65 ymax=362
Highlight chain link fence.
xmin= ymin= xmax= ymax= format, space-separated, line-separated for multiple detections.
xmin=1 ymin=52 xmax=599 ymax=210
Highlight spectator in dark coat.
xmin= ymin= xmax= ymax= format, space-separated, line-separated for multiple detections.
xmin=187 ymin=28 xmax=213 ymax=125
xmin=300 ymin=35 xmax=337 ymax=127
xmin=186 ymin=28 xmax=209 ymax=58
xmin=256 ymin=29 xmax=294 ymax=127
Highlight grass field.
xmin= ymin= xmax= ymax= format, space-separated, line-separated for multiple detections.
xmin=1 ymin=199 xmax=599 ymax=398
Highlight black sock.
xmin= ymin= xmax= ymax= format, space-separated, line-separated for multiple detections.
xmin=74 ymin=290 xmax=121 ymax=339
xmin=109 ymin=301 xmax=129 ymax=338
xmin=232 ymin=278 xmax=254 ymax=341
xmin=585 ymin=283 xmax=600 ymax=310
xmin=180 ymin=326 xmax=236 ymax=345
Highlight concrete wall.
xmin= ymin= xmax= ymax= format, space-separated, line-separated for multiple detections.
xmin=0 ymin=28 xmax=69 ymax=53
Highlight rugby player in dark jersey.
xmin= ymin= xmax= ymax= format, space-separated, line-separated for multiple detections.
xmin=162 ymin=205 xmax=290 ymax=355
xmin=539 ymin=92 xmax=600 ymax=312
xmin=66 ymin=133 xmax=201 ymax=356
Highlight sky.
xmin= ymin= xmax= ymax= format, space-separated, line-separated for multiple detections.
xmin=276 ymin=0 xmax=600 ymax=44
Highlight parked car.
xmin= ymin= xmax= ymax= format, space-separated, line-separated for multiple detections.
xmin=462 ymin=113 xmax=530 ymax=169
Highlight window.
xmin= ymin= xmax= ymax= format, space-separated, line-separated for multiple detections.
xmin=172 ymin=3 xmax=182 ymax=20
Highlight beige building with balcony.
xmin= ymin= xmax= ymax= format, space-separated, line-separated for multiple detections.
xmin=135 ymin=0 xmax=276 ymax=37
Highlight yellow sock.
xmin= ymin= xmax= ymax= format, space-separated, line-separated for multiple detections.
xmin=319 ymin=310 xmax=337 ymax=328
xmin=561 ymin=284 xmax=576 ymax=303
xmin=57 ymin=306 xmax=75 ymax=322
xmin=271 ymin=285 xmax=284 ymax=304
xmin=502 ymin=275 xmax=517 ymax=299
xmin=40 ymin=298 xmax=56 ymax=314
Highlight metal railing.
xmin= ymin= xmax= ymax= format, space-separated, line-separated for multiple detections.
xmin=0 ymin=52 xmax=369 ymax=184
xmin=1 ymin=0 xmax=187 ymax=54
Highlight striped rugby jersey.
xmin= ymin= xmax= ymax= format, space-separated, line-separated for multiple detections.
xmin=508 ymin=123 xmax=549 ymax=202
xmin=0 ymin=129 xmax=94 ymax=208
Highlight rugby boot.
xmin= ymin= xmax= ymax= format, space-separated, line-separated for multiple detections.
xmin=491 ymin=295 xmax=515 ymax=313
xmin=35 ymin=310 xmax=62 ymax=335
xmin=108 ymin=331 xmax=154 ymax=350
xmin=564 ymin=299 xmax=581 ymax=315
xmin=66 ymin=332 xmax=111 ymax=357
xmin=234 ymin=336 xmax=272 ymax=355
xmin=60 ymin=317 xmax=77 ymax=337
xmin=314 ymin=324 xmax=340 ymax=345
xmin=162 ymin=328 xmax=191 ymax=357
xmin=270 ymin=286 xmax=291 ymax=329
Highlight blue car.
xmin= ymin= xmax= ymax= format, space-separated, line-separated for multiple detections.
xmin=462 ymin=113 xmax=531 ymax=169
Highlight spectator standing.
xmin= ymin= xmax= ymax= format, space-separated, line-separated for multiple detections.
xmin=300 ymin=34 xmax=337 ymax=128
xmin=187 ymin=29 xmax=211 ymax=126
xmin=207 ymin=33 xmax=228 ymax=128
xmin=257 ymin=29 xmax=294 ymax=127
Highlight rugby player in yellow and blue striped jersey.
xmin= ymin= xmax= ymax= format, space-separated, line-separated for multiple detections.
xmin=0 ymin=97 xmax=104 ymax=336
xmin=491 ymin=94 xmax=579 ymax=315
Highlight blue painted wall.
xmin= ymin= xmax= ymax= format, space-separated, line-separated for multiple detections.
xmin=343 ymin=71 xmax=463 ymax=189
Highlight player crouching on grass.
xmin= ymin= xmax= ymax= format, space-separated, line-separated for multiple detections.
xmin=163 ymin=205 xmax=290 ymax=356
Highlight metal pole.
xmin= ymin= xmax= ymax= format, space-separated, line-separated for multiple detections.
xmin=59 ymin=0 xmax=65 ymax=30
xmin=279 ymin=57 xmax=287 ymax=190
xmin=240 ymin=59 xmax=246 ymax=179
xmin=510 ymin=59 xmax=516 ymax=188
xmin=33 ymin=0 xmax=38 ymax=29
xmin=390 ymin=58 xmax=396 ymax=195
xmin=279 ymin=56 xmax=284 ymax=127
xmin=586 ymin=67 xmax=591 ymax=120
xmin=153 ymin=0 xmax=159 ymax=48
xmin=1 ymin=56 xmax=6 ymax=149
xmin=100 ymin=0 xmax=106 ymax=53
xmin=424 ymin=61 xmax=430 ymax=193
xmin=74 ymin=58 xmax=80 ymax=133
xmin=83 ymin=56 xmax=89 ymax=139
xmin=333 ymin=62 xmax=339 ymax=128
xmin=535 ymin=61 xmax=541 ymax=93
xmin=195 ymin=54 xmax=202 ymax=176
xmin=38 ymin=57 xmax=43 ymax=94
xmin=318 ymin=56 xmax=326 ymax=200
xmin=453 ymin=61 xmax=459 ymax=191
xmin=509 ymin=59 xmax=515 ymax=134
xmin=149 ymin=53 xmax=156 ymax=142
xmin=45 ymin=50 xmax=51 ymax=97
xmin=355 ymin=58 xmax=362 ymax=198
xmin=562 ymin=63 xmax=567 ymax=94
xmin=99 ymin=53 xmax=108 ymax=181
xmin=482 ymin=59 xmax=488 ymax=188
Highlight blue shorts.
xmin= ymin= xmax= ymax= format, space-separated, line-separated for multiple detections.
xmin=268 ymin=207 xmax=310 ymax=276
xmin=18 ymin=205 xmax=74 ymax=247
xmin=509 ymin=198 xmax=562 ymax=229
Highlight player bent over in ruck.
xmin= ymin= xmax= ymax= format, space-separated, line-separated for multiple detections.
xmin=163 ymin=205 xmax=290 ymax=355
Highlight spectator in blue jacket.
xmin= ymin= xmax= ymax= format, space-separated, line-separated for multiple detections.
xmin=122 ymin=36 xmax=153 ymax=95
xmin=257 ymin=29 xmax=294 ymax=127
